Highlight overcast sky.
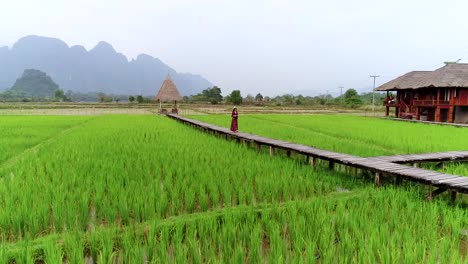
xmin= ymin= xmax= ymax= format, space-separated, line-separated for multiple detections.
xmin=2 ymin=0 xmax=468 ymax=96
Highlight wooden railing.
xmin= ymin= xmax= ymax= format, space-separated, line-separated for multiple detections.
xmin=453 ymin=97 xmax=468 ymax=105
xmin=413 ymin=100 xmax=450 ymax=106
xmin=384 ymin=97 xmax=468 ymax=106
xmin=383 ymin=101 xmax=399 ymax=107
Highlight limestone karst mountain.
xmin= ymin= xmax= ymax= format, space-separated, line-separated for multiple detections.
xmin=8 ymin=69 xmax=59 ymax=98
xmin=0 ymin=35 xmax=212 ymax=96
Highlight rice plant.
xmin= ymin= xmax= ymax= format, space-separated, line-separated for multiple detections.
xmin=0 ymin=114 xmax=466 ymax=262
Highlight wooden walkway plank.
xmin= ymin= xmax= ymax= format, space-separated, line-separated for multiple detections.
xmin=451 ymin=182 xmax=468 ymax=188
xmin=438 ymin=178 xmax=468 ymax=184
xmin=369 ymin=151 xmax=468 ymax=164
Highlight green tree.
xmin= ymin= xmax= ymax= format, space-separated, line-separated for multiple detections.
xmin=54 ymin=89 xmax=65 ymax=101
xmin=255 ymin=93 xmax=263 ymax=101
xmin=344 ymin=89 xmax=362 ymax=107
xmin=136 ymin=95 xmax=144 ymax=103
xmin=283 ymin=94 xmax=294 ymax=105
xmin=228 ymin=90 xmax=242 ymax=105
xmin=359 ymin=92 xmax=386 ymax=105
xmin=202 ymin=86 xmax=223 ymax=104
xmin=129 ymin=95 xmax=135 ymax=103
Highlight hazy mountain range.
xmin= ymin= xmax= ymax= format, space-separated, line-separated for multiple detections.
xmin=0 ymin=35 xmax=212 ymax=96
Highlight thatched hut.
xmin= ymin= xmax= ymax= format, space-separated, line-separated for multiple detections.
xmin=154 ymin=74 xmax=182 ymax=114
xmin=375 ymin=64 xmax=468 ymax=123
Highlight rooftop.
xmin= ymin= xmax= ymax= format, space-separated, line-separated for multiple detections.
xmin=154 ymin=74 xmax=183 ymax=102
xmin=375 ymin=63 xmax=468 ymax=91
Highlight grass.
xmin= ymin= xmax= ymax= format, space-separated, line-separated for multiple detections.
xmin=0 ymin=116 xmax=92 ymax=164
xmin=0 ymin=114 xmax=466 ymax=262
xmin=188 ymin=113 xmax=468 ymax=176
xmin=187 ymin=114 xmax=468 ymax=156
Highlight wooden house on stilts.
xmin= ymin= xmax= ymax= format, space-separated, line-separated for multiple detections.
xmin=375 ymin=64 xmax=468 ymax=123
xmin=154 ymin=74 xmax=183 ymax=114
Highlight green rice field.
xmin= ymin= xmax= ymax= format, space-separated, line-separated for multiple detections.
xmin=0 ymin=114 xmax=467 ymax=262
xmin=188 ymin=114 xmax=468 ymax=156
xmin=189 ymin=114 xmax=468 ymax=177
xmin=0 ymin=116 xmax=92 ymax=164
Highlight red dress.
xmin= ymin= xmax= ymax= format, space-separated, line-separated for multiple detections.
xmin=230 ymin=111 xmax=238 ymax=132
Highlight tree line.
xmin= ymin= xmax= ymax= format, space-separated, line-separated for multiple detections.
xmin=1 ymin=86 xmax=384 ymax=107
xmin=182 ymin=86 xmax=385 ymax=107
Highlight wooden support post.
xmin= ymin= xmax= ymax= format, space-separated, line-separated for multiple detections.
xmin=328 ymin=160 xmax=334 ymax=170
xmin=269 ymin=146 xmax=275 ymax=156
xmin=416 ymin=107 xmax=420 ymax=120
xmin=385 ymin=106 xmax=389 ymax=116
xmin=307 ymin=156 xmax=317 ymax=168
xmin=448 ymin=106 xmax=454 ymax=123
xmin=435 ymin=107 xmax=441 ymax=122
xmin=255 ymin=143 xmax=261 ymax=153
xmin=242 ymin=139 xmax=247 ymax=147
xmin=436 ymin=162 xmax=445 ymax=169
xmin=395 ymin=107 xmax=400 ymax=117
xmin=395 ymin=177 xmax=402 ymax=185
xmin=338 ymin=164 xmax=344 ymax=173
xmin=286 ymin=150 xmax=291 ymax=157
xmin=374 ymin=172 xmax=381 ymax=187
xmin=450 ymin=191 xmax=457 ymax=202
xmin=425 ymin=188 xmax=447 ymax=200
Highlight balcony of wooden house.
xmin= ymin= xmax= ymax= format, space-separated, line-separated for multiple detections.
xmin=452 ymin=96 xmax=468 ymax=106
xmin=383 ymin=99 xmax=400 ymax=107
xmin=412 ymin=99 xmax=450 ymax=107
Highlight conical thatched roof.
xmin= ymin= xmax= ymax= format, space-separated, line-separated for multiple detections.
xmin=375 ymin=64 xmax=468 ymax=91
xmin=155 ymin=74 xmax=182 ymax=102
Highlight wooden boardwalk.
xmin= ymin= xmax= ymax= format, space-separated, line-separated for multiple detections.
xmin=167 ymin=114 xmax=468 ymax=197
xmin=369 ymin=151 xmax=468 ymax=164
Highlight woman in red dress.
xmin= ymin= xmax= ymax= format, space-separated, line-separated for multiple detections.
xmin=230 ymin=106 xmax=238 ymax=132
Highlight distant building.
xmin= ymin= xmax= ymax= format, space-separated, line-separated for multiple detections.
xmin=154 ymin=74 xmax=183 ymax=114
xmin=375 ymin=64 xmax=468 ymax=123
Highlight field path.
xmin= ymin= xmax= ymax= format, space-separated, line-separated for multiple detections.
xmin=0 ymin=189 xmax=366 ymax=249
xmin=0 ymin=116 xmax=97 ymax=171
xmin=153 ymin=189 xmax=364 ymax=225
